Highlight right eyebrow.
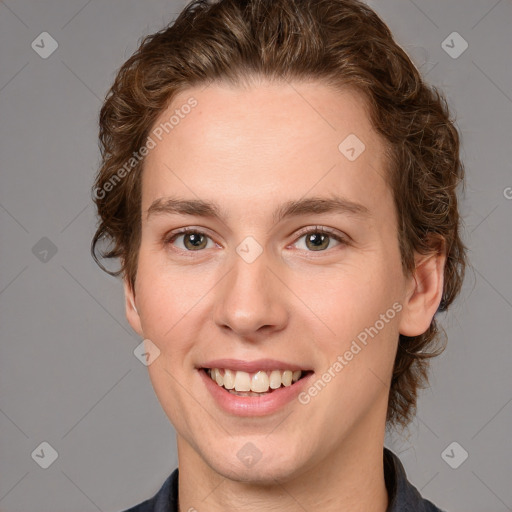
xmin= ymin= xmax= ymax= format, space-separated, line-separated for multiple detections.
xmin=146 ymin=197 xmax=226 ymax=222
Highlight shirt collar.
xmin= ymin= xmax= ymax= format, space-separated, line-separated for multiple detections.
xmin=384 ymin=447 xmax=444 ymax=511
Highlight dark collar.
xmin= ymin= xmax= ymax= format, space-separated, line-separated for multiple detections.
xmin=123 ymin=447 xmax=445 ymax=511
xmin=384 ymin=447 xmax=445 ymax=511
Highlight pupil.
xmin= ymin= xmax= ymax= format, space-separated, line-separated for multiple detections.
xmin=187 ymin=233 xmax=205 ymax=249
xmin=308 ymin=233 xmax=327 ymax=250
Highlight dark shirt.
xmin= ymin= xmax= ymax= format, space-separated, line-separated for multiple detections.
xmin=121 ymin=447 xmax=446 ymax=512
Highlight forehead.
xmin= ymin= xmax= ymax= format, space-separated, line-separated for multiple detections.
xmin=141 ymin=80 xmax=391 ymax=218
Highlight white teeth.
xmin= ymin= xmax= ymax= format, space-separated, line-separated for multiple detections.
xmin=282 ymin=370 xmax=293 ymax=387
xmin=214 ymin=368 xmax=223 ymax=387
xmin=208 ymin=368 xmax=304 ymax=393
xmin=251 ymin=371 xmax=270 ymax=393
xmin=234 ymin=371 xmax=251 ymax=392
xmin=223 ymin=369 xmax=235 ymax=389
xmin=269 ymin=370 xmax=282 ymax=389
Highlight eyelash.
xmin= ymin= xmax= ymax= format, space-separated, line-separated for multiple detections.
xmin=163 ymin=226 xmax=349 ymax=254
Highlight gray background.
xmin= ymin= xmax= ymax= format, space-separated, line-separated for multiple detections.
xmin=1 ymin=0 xmax=511 ymax=511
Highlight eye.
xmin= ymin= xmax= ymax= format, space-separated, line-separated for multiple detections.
xmin=164 ymin=226 xmax=348 ymax=253
xmin=164 ymin=228 xmax=216 ymax=251
xmin=292 ymin=226 xmax=347 ymax=252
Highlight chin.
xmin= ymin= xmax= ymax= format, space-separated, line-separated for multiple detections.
xmin=204 ymin=444 xmax=308 ymax=485
xmin=216 ymin=464 xmax=300 ymax=486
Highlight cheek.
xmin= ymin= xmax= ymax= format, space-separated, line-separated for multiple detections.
xmin=305 ymin=262 xmax=400 ymax=334
xmin=303 ymin=270 xmax=401 ymax=429
xmin=134 ymin=249 xmax=207 ymax=335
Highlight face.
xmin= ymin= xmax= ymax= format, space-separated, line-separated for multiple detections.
xmin=124 ymin=79 xmax=444 ymax=484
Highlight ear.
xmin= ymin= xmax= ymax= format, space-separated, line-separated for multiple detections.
xmin=398 ymin=239 xmax=446 ymax=337
xmin=123 ymin=277 xmax=143 ymax=337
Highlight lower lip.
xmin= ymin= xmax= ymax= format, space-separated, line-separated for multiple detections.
xmin=199 ymin=369 xmax=313 ymax=417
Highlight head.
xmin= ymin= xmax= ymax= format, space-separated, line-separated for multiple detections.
xmin=92 ymin=0 xmax=466 ymax=482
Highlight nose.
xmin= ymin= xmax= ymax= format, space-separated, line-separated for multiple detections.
xmin=213 ymin=249 xmax=289 ymax=340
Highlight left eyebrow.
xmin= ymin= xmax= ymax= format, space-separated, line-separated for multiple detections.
xmin=145 ymin=195 xmax=372 ymax=224
xmin=273 ymin=196 xmax=372 ymax=224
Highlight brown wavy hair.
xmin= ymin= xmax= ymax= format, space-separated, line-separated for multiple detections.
xmin=91 ymin=0 xmax=467 ymax=431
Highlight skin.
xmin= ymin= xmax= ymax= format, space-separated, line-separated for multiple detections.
xmin=124 ymin=79 xmax=446 ymax=512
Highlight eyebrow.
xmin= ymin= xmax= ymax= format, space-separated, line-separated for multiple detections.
xmin=146 ymin=195 xmax=372 ymax=225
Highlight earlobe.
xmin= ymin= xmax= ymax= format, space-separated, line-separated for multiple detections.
xmin=398 ymin=243 xmax=446 ymax=337
xmin=123 ymin=278 xmax=143 ymax=337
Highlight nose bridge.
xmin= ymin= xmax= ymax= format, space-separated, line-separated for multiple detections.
xmin=213 ymin=243 xmax=288 ymax=336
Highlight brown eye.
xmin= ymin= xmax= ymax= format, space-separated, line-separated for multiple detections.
xmin=293 ymin=227 xmax=347 ymax=252
xmin=166 ymin=229 xmax=213 ymax=251
xmin=182 ymin=232 xmax=208 ymax=250
xmin=305 ymin=232 xmax=331 ymax=251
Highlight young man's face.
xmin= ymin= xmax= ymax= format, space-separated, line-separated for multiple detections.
xmin=125 ymin=80 xmax=443 ymax=484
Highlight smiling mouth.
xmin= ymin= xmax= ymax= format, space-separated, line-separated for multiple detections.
xmin=202 ymin=368 xmax=312 ymax=396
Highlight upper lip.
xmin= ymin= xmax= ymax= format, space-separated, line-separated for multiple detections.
xmin=199 ymin=358 xmax=311 ymax=373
